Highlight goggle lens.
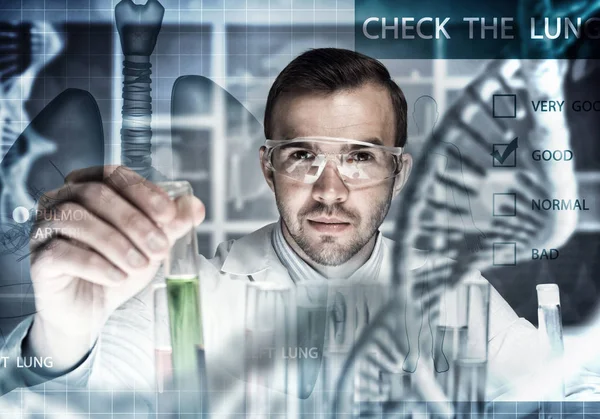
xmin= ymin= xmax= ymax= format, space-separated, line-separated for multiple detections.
xmin=266 ymin=138 xmax=402 ymax=186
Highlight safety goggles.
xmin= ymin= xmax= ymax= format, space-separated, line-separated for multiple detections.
xmin=263 ymin=137 xmax=404 ymax=187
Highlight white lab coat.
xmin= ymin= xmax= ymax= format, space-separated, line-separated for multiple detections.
xmin=93 ymin=223 xmax=567 ymax=414
xmin=1 ymin=223 xmax=598 ymax=417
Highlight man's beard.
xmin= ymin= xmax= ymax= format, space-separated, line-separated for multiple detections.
xmin=275 ymin=185 xmax=393 ymax=266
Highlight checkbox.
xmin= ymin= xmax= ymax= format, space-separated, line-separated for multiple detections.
xmin=492 ymin=94 xmax=517 ymax=118
xmin=493 ymin=193 xmax=517 ymax=216
xmin=493 ymin=242 xmax=516 ymax=266
xmin=492 ymin=143 xmax=517 ymax=167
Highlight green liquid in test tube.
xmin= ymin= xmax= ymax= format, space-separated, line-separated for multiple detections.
xmin=158 ymin=181 xmax=208 ymax=415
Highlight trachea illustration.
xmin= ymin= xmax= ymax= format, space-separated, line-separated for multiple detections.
xmin=115 ymin=0 xmax=164 ymax=180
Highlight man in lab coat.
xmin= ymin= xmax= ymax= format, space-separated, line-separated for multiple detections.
xmin=0 ymin=48 xmax=594 ymax=416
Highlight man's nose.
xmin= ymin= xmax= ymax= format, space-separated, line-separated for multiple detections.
xmin=311 ymin=161 xmax=349 ymax=205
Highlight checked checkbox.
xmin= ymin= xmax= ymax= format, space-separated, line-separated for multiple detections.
xmin=491 ymin=137 xmax=518 ymax=167
xmin=493 ymin=193 xmax=517 ymax=216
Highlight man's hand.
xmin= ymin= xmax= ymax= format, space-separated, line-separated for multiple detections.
xmin=24 ymin=165 xmax=205 ymax=374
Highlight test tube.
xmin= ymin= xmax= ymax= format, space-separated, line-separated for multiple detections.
xmin=294 ymin=280 xmax=328 ymax=417
xmin=158 ymin=181 xmax=207 ymax=414
xmin=455 ymin=279 xmax=490 ymax=416
xmin=244 ymin=282 xmax=291 ymax=417
xmin=434 ymin=284 xmax=468 ymax=401
xmin=537 ymin=284 xmax=565 ymax=402
xmin=355 ymin=283 xmax=395 ymax=404
xmin=321 ymin=283 xmax=356 ymax=413
xmin=434 ymin=325 xmax=468 ymax=400
xmin=153 ymin=283 xmax=172 ymax=394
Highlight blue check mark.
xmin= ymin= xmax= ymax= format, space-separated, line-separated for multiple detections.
xmin=491 ymin=137 xmax=518 ymax=164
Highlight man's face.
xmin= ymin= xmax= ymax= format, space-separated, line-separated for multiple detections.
xmin=261 ymin=83 xmax=411 ymax=266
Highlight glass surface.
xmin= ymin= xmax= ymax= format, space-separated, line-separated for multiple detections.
xmin=166 ymin=275 xmax=203 ymax=382
xmin=322 ymin=284 xmax=356 ymax=411
xmin=294 ymin=280 xmax=329 ymax=407
xmin=455 ymin=280 xmax=490 ymax=414
xmin=537 ymin=284 xmax=565 ymax=401
xmin=352 ymin=283 xmax=391 ymax=404
xmin=463 ymin=280 xmax=491 ymax=362
xmin=158 ymin=181 xmax=200 ymax=278
xmin=153 ymin=284 xmax=172 ymax=394
xmin=157 ymin=181 xmax=207 ymax=414
xmin=244 ymin=282 xmax=291 ymax=416
xmin=434 ymin=325 xmax=468 ymax=400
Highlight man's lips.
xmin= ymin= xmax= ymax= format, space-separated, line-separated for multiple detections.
xmin=309 ymin=216 xmax=350 ymax=224
xmin=307 ymin=217 xmax=352 ymax=233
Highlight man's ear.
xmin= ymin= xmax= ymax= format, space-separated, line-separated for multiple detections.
xmin=392 ymin=153 xmax=413 ymax=199
xmin=259 ymin=146 xmax=275 ymax=193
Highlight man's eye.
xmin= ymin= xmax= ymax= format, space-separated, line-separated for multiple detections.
xmin=290 ymin=150 xmax=315 ymax=160
xmin=348 ymin=152 xmax=373 ymax=162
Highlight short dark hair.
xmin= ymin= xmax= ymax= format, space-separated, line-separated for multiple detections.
xmin=264 ymin=48 xmax=408 ymax=147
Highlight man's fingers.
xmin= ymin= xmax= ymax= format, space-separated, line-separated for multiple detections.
xmin=103 ymin=166 xmax=176 ymax=224
xmin=39 ymin=170 xmax=208 ymax=261
xmin=163 ymin=195 xmax=206 ymax=244
xmin=31 ymin=238 xmax=126 ymax=288
xmin=36 ymin=183 xmax=171 ymax=261
xmin=66 ymin=165 xmax=176 ymax=225
xmin=30 ymin=202 xmax=150 ymax=274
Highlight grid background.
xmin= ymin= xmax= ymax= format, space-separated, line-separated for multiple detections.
xmin=1 ymin=0 xmax=600 ymax=416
